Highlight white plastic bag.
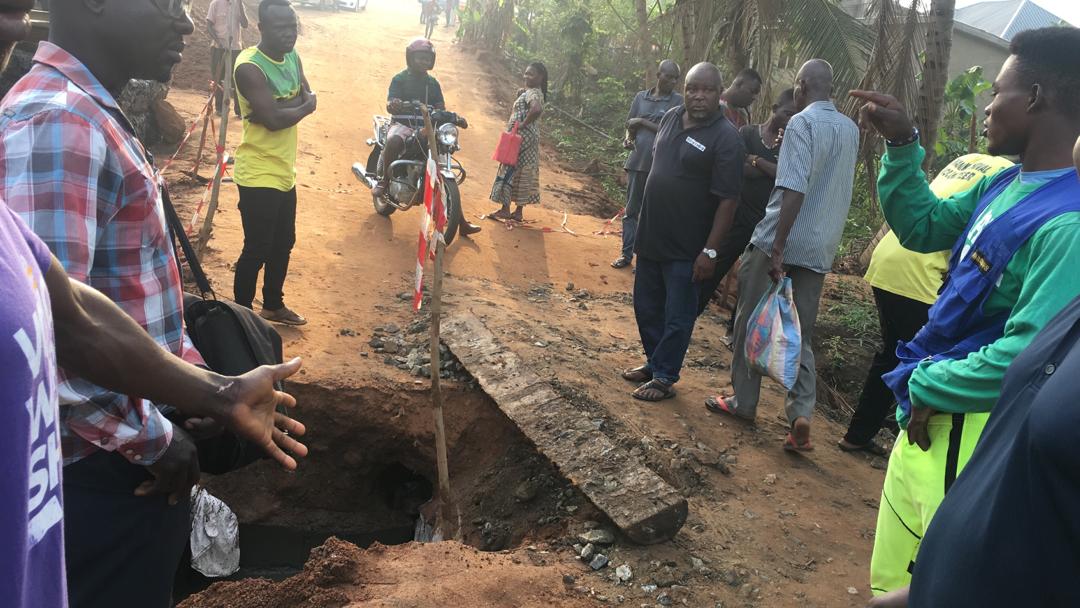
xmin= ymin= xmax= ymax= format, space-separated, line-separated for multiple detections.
xmin=190 ymin=487 xmax=240 ymax=578
xmin=745 ymin=277 xmax=802 ymax=390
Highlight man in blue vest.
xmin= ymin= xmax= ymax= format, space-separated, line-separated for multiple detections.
xmin=850 ymin=25 xmax=1080 ymax=596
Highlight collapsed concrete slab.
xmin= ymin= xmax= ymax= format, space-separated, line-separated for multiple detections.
xmin=442 ymin=310 xmax=688 ymax=545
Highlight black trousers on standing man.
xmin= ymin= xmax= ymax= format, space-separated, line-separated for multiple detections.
xmin=843 ymin=287 xmax=931 ymax=446
xmin=233 ymin=185 xmax=297 ymax=311
xmin=63 ymin=450 xmax=190 ymax=608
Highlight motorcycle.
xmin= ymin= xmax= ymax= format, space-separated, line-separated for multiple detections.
xmin=351 ymin=102 xmax=469 ymax=244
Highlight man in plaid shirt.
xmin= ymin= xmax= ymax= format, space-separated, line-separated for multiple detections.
xmin=0 ymin=2 xmax=205 ymax=606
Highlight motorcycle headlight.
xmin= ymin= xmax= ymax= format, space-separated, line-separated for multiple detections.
xmin=437 ymin=123 xmax=459 ymax=147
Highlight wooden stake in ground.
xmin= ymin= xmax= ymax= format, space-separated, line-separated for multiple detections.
xmin=192 ymin=85 xmax=215 ymax=175
xmin=423 ymin=106 xmax=456 ymax=538
xmin=196 ymin=0 xmax=239 ymax=259
xmin=428 ymin=239 xmax=454 ymax=532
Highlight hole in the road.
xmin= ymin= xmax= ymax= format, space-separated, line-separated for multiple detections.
xmin=175 ymin=382 xmax=594 ymax=601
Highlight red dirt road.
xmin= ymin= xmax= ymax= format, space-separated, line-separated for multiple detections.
xmin=168 ymin=3 xmax=887 ymax=606
xmin=170 ymin=1 xmax=622 ymax=389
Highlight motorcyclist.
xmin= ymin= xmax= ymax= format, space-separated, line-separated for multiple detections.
xmin=374 ymin=38 xmax=481 ymax=236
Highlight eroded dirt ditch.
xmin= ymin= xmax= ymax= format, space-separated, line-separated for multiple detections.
xmin=176 ymin=380 xmax=601 ymax=605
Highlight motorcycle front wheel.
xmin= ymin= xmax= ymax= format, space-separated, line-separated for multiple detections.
xmin=442 ymin=177 xmax=462 ymax=246
xmin=366 ymin=148 xmax=396 ymax=217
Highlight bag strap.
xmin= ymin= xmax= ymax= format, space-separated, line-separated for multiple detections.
xmin=161 ymin=184 xmax=215 ymax=298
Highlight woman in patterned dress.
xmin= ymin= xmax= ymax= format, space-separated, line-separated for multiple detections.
xmin=490 ymin=62 xmax=548 ymax=222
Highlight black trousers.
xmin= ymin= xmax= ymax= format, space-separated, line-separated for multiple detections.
xmin=843 ymin=287 xmax=932 ymax=445
xmin=63 ymin=450 xmax=190 ymax=608
xmin=234 ymin=185 xmax=297 ymax=310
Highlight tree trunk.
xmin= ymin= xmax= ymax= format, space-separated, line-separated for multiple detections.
xmin=968 ymin=110 xmax=978 ymax=153
xmin=916 ymin=0 xmax=956 ymax=172
xmin=726 ymin=2 xmax=750 ymax=76
xmin=679 ymin=1 xmax=694 ymax=67
xmin=676 ymin=0 xmax=715 ymax=67
xmin=635 ymin=0 xmax=650 ymax=89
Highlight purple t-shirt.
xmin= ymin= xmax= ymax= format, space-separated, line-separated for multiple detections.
xmin=0 ymin=203 xmax=66 ymax=608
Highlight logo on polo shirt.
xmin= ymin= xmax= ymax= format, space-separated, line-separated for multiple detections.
xmin=685 ymin=136 xmax=706 ymax=152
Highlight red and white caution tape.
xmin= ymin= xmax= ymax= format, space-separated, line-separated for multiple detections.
xmin=593 ymin=208 xmax=624 ymax=236
xmin=480 ymin=211 xmax=580 ymax=236
xmin=413 ymin=150 xmax=447 ymax=311
xmin=186 ymin=147 xmax=232 ymax=236
xmin=158 ymin=89 xmax=216 ymax=176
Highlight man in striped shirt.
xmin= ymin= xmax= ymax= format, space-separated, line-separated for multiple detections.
xmin=706 ymin=60 xmax=859 ymax=452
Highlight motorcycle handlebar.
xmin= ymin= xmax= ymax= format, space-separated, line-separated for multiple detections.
xmin=393 ymin=101 xmax=467 ymax=128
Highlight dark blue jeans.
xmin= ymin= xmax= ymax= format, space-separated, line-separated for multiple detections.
xmin=633 ymin=257 xmax=701 ymax=384
xmin=620 ymin=170 xmax=648 ymax=260
xmin=63 ymin=450 xmax=190 ymax=608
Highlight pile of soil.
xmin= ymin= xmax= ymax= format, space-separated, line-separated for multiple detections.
xmin=179 ymin=537 xmax=598 ymax=607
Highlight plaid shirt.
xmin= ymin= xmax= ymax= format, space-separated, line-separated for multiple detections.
xmin=0 ymin=42 xmax=203 ymax=466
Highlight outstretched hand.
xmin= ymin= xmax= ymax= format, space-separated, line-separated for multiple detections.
xmin=218 ymin=357 xmax=308 ymax=470
xmin=848 ymin=90 xmax=915 ymax=142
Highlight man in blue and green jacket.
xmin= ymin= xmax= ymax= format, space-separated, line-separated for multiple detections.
xmin=850 ymin=25 xmax=1080 ymax=595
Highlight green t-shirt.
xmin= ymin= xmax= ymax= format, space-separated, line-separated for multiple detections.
xmin=387 ymin=69 xmax=444 ymax=107
xmin=234 ymin=47 xmax=302 ymax=191
xmin=879 ymin=143 xmax=1080 ymax=424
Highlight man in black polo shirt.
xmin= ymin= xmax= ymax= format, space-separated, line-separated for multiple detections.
xmin=622 ymin=62 xmax=746 ymax=401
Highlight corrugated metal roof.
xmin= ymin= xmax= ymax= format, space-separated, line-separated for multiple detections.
xmin=955 ymin=0 xmax=1067 ymax=41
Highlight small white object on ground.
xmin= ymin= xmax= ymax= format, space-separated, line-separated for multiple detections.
xmin=189 ymin=487 xmax=240 ymax=578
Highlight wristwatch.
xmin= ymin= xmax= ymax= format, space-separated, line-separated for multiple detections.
xmin=702 ymin=248 xmax=718 ymax=260
xmin=886 ymin=126 xmax=920 ymax=147
xmin=751 ymin=155 xmax=759 ymax=168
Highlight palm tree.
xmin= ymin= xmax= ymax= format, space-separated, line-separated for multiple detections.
xmin=675 ymin=0 xmax=875 ymax=98
xmin=916 ymin=0 xmax=956 ymax=170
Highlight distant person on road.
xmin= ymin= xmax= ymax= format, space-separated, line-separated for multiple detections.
xmin=621 ymin=62 xmax=745 ymax=402
xmin=233 ymin=0 xmax=317 ymax=326
xmin=839 ymin=154 xmax=1013 ymax=457
xmin=720 ymin=68 xmax=762 ymax=129
xmin=207 ymin=0 xmax=249 ymax=117
xmin=490 ymin=61 xmax=548 ymax=223
xmin=376 ymin=38 xmax=481 ymax=236
xmin=445 ymin=0 xmax=458 ymax=25
xmin=611 ymin=60 xmax=683 ymax=270
xmin=706 ymin=60 xmax=859 ymax=453
xmin=850 ymin=26 xmax=1080 ymax=596
xmin=697 ymin=88 xmax=796 ymax=315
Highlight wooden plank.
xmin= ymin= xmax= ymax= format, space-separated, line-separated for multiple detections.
xmin=442 ymin=311 xmax=688 ymax=545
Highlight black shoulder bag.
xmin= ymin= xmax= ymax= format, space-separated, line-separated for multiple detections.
xmin=161 ymin=185 xmax=289 ymax=475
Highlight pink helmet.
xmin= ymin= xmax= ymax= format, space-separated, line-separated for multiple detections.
xmin=406 ymin=38 xmax=436 ymax=66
